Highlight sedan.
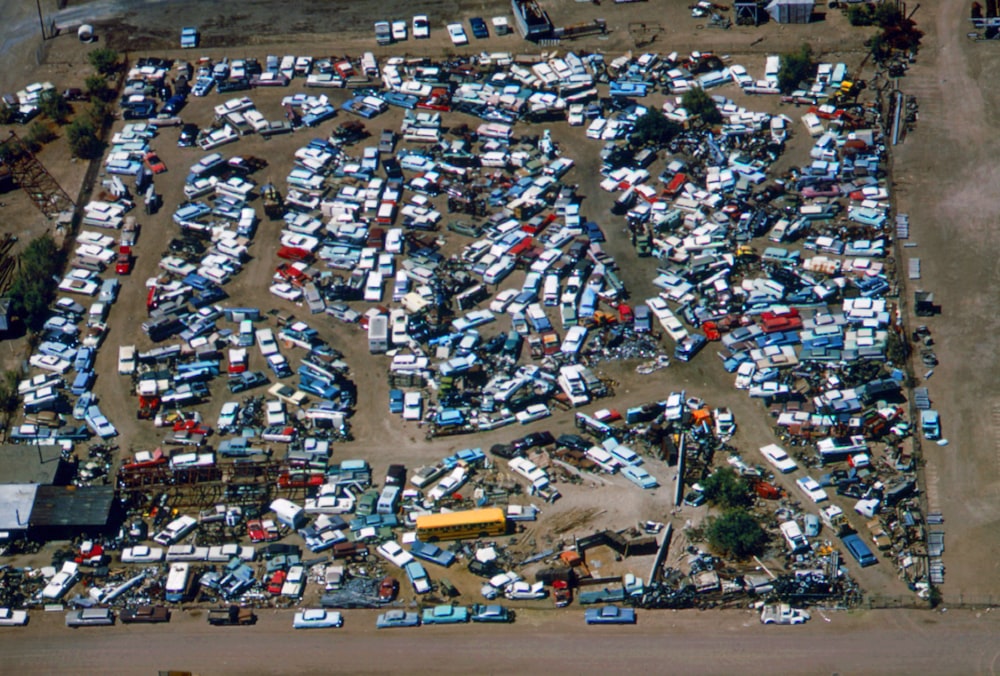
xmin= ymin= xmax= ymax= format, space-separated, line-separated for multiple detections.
xmin=795 ymin=476 xmax=829 ymax=503
xmin=585 ymin=605 xmax=636 ymax=625
xmin=412 ymin=14 xmax=430 ymax=39
xmin=270 ymin=282 xmax=303 ymax=302
xmin=469 ymin=17 xmax=489 ymax=39
xmin=144 ymin=151 xmax=167 ymax=174
xmin=293 ymin=609 xmax=343 ymax=629
xmin=0 ymin=608 xmax=28 ymax=626
xmin=760 ymin=443 xmax=798 ymax=474
xmin=447 ymin=23 xmax=468 ymax=46
xmin=376 ymin=540 xmax=414 ymax=568
xmin=470 ymin=603 xmax=512 ymax=623
xmin=120 ymin=605 xmax=170 ymax=624
xmin=30 ymin=354 xmax=71 ymax=374
xmin=391 ymin=20 xmax=407 ymax=41
xmin=402 ymin=391 xmax=422 ymax=421
xmin=376 ymin=610 xmax=420 ymax=629
xmin=388 ymin=389 xmax=404 ymax=414
xmin=217 ymin=402 xmax=240 ymax=431
xmin=515 ymin=403 xmax=551 ymax=425
xmin=58 ymin=277 xmax=99 ymax=296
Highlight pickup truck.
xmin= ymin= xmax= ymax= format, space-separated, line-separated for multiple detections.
xmin=759 ymin=603 xmax=810 ymax=625
xmin=208 ymin=606 xmax=257 ymax=626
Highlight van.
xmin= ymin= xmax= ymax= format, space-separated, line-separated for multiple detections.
xmin=841 ymin=533 xmax=878 ymax=567
xmin=543 ymin=274 xmax=560 ymax=306
xmin=377 ymin=486 xmax=400 ymax=515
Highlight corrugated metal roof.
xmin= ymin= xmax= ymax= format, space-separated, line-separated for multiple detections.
xmin=29 ymin=485 xmax=115 ymax=528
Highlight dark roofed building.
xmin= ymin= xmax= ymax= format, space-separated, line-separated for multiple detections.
xmin=29 ymin=485 xmax=119 ymax=539
xmin=0 ymin=444 xmax=72 ymax=485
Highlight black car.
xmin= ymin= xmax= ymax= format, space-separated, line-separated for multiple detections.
xmin=385 ymin=464 xmax=406 ymax=487
xmin=557 ymin=434 xmax=591 ymax=452
xmin=489 ymin=443 xmax=520 ymax=460
xmin=218 ymin=78 xmax=250 ymax=93
xmin=178 ymin=123 xmax=199 ymax=148
xmin=469 ymin=17 xmax=489 ymax=39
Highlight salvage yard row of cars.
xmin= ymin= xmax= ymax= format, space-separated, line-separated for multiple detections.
xmin=0 ymin=13 xmax=934 ymax=628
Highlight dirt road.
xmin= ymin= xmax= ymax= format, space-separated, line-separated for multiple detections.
xmin=2 ymin=607 xmax=999 ymax=675
xmin=890 ymin=0 xmax=1000 ymax=603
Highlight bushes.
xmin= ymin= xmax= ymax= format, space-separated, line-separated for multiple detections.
xmin=706 ymin=509 xmax=769 ymax=559
xmin=67 ymin=116 xmax=103 ymax=159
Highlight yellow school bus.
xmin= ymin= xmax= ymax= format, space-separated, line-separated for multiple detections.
xmin=415 ymin=507 xmax=507 ymax=542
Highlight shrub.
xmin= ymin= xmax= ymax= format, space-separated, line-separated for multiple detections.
xmin=706 ymin=509 xmax=769 ymax=559
xmin=681 ymin=87 xmax=723 ymax=125
xmin=630 ymin=109 xmax=682 ymax=147
xmin=87 ymin=48 xmax=120 ymax=76
xmin=778 ymin=44 xmax=816 ymax=94
xmin=701 ymin=467 xmax=754 ymax=509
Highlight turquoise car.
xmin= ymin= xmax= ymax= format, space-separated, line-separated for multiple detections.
xmin=421 ymin=605 xmax=469 ymax=625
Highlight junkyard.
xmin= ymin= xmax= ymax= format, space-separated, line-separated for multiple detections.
xmin=0 ymin=0 xmax=997 ymax=672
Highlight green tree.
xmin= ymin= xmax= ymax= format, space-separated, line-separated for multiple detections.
xmin=630 ymin=108 xmax=681 ymax=148
xmin=87 ymin=47 xmax=120 ymax=76
xmin=778 ymin=44 xmax=816 ymax=94
xmin=701 ymin=467 xmax=754 ymax=509
xmin=681 ymin=87 xmax=722 ymax=125
xmin=67 ymin=117 xmax=103 ymax=159
xmin=9 ymin=234 xmax=63 ymax=331
xmin=85 ymin=74 xmax=111 ymax=101
xmin=38 ymin=90 xmax=71 ymax=124
xmin=706 ymin=509 xmax=768 ymax=559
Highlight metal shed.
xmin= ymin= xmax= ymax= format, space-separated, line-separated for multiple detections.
xmin=766 ymin=0 xmax=815 ymax=23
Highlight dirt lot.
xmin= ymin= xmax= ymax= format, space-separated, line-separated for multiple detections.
xmin=0 ymin=0 xmax=993 ymax=662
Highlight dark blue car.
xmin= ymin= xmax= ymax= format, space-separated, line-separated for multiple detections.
xmin=389 ymin=389 xmax=404 ymax=414
xmin=469 ymin=17 xmax=489 ymax=39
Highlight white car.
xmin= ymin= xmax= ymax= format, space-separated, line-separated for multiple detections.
xmin=385 ymin=228 xmax=403 ymax=254
xmin=795 ymin=476 xmax=829 ymax=503
xmin=729 ymin=64 xmax=753 ymax=88
xmin=490 ymin=289 xmax=518 ymax=313
xmin=265 ymin=400 xmax=286 ymax=426
xmin=0 ymin=608 xmax=28 ymax=626
xmin=29 ymin=354 xmax=71 ymax=374
xmin=760 ymin=444 xmax=798 ymax=474
xmin=505 ymin=581 xmax=546 ymax=600
xmin=412 ymin=14 xmax=430 ymax=39
xmin=58 ymin=277 xmax=99 ymax=296
xmin=377 ymin=540 xmax=414 ymax=568
xmin=403 ymin=391 xmax=422 ymax=421
xmin=217 ymin=402 xmax=240 ymax=431
xmin=515 ymin=403 xmax=551 ymax=425
xmin=391 ymin=20 xmax=408 ymax=41
xmin=153 ymin=515 xmax=198 ymax=546
xmin=270 ymin=282 xmax=303 ymax=302
xmin=293 ymin=609 xmax=343 ymax=629
xmin=121 ymin=545 xmax=165 ymax=564
xmin=714 ymin=408 xmax=736 ymax=439
xmin=447 ymin=23 xmax=468 ymax=45
xmin=734 ymin=362 xmax=755 ymax=390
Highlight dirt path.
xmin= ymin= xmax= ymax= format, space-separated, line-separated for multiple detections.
xmin=891 ymin=0 xmax=1000 ymax=603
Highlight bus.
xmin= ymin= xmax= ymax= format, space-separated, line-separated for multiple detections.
xmin=165 ymin=562 xmax=190 ymax=603
xmin=415 ymin=507 xmax=507 ymax=542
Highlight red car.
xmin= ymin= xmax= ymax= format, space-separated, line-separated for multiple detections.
xmin=702 ymin=321 xmax=722 ymax=342
xmin=378 ymin=576 xmax=399 ymax=603
xmin=277 ymin=472 xmax=325 ymax=489
xmin=267 ymin=570 xmax=287 ymax=595
xmin=116 ymin=245 xmax=133 ymax=275
xmin=144 ymin=151 xmax=167 ymax=174
xmin=247 ymin=519 xmax=279 ymax=543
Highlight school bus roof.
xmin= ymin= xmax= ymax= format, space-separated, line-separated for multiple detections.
xmin=415 ymin=507 xmax=506 ymax=529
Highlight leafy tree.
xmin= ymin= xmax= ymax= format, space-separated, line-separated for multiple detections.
xmin=87 ymin=47 xmax=119 ymax=76
xmin=85 ymin=74 xmax=111 ymax=101
xmin=38 ymin=90 xmax=71 ymax=124
xmin=778 ymin=44 xmax=816 ymax=94
xmin=630 ymin=108 xmax=681 ymax=147
xmin=681 ymin=87 xmax=722 ymax=125
xmin=701 ymin=467 xmax=754 ymax=509
xmin=0 ymin=103 xmax=14 ymax=125
xmin=9 ymin=234 xmax=62 ymax=331
xmin=706 ymin=509 xmax=768 ymax=559
xmin=67 ymin=117 xmax=103 ymax=159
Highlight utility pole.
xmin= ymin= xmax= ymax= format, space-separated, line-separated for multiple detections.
xmin=36 ymin=0 xmax=46 ymax=40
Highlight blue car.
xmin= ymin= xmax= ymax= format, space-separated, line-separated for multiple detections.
xmin=585 ymin=605 xmax=636 ymax=625
xmin=469 ymin=17 xmax=489 ymax=39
